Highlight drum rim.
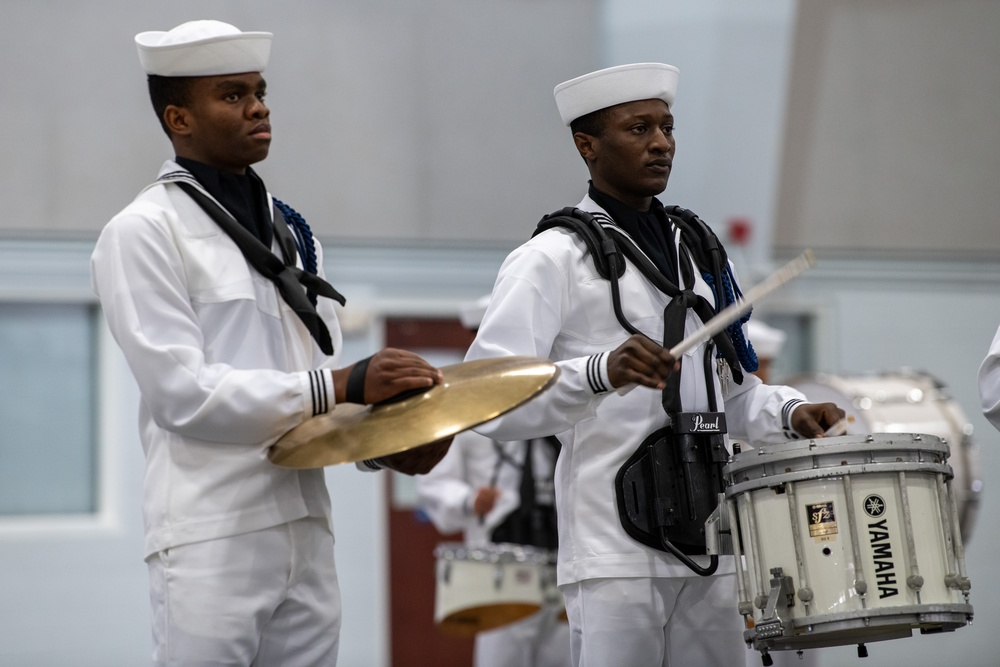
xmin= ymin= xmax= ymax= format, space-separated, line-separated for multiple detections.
xmin=434 ymin=541 xmax=556 ymax=564
xmin=766 ymin=603 xmax=974 ymax=628
xmin=725 ymin=433 xmax=949 ymax=474
xmin=746 ymin=604 xmax=973 ymax=651
xmin=724 ymin=460 xmax=954 ymax=497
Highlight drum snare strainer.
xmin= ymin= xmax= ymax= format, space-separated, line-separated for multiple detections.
xmin=724 ymin=433 xmax=972 ymax=661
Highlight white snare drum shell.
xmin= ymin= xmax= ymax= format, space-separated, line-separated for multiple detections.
xmin=788 ymin=370 xmax=982 ymax=541
xmin=726 ymin=434 xmax=973 ymax=652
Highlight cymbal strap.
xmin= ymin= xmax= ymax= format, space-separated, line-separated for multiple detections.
xmin=346 ymin=355 xmax=372 ymax=404
xmin=269 ymin=356 xmax=560 ymax=468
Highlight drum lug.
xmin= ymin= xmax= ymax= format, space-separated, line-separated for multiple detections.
xmin=945 ymin=573 xmax=972 ymax=593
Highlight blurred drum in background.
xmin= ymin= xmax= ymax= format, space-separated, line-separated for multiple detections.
xmin=788 ymin=370 xmax=983 ymax=541
xmin=433 ymin=542 xmax=560 ymax=637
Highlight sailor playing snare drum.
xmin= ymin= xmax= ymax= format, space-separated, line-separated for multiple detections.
xmin=464 ymin=62 xmax=844 ymax=667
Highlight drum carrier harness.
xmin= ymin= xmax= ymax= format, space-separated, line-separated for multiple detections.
xmin=533 ymin=206 xmax=758 ymax=576
xmin=489 ymin=436 xmax=561 ymax=552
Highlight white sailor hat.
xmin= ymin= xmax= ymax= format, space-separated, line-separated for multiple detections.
xmin=747 ymin=319 xmax=787 ymax=360
xmin=459 ymin=295 xmax=492 ymax=330
xmin=136 ymin=20 xmax=272 ymax=77
xmin=554 ymin=62 xmax=679 ymax=126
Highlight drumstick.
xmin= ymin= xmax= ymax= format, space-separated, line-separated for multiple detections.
xmin=823 ymin=417 xmax=849 ymax=437
xmin=821 ymin=415 xmax=855 ymax=437
xmin=668 ymin=249 xmax=816 ymax=358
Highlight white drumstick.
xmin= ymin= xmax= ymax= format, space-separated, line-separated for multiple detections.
xmin=668 ymin=249 xmax=816 ymax=358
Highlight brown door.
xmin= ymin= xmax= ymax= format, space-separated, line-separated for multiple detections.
xmin=384 ymin=317 xmax=476 ymax=667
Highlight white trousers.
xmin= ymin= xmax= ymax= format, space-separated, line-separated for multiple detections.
xmin=562 ymin=575 xmax=745 ymax=667
xmin=147 ymin=517 xmax=341 ymax=667
xmin=474 ymin=602 xmax=572 ymax=667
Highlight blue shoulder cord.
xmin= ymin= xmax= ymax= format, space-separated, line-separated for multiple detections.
xmin=701 ymin=265 xmax=759 ymax=373
xmin=272 ymin=198 xmax=319 ymax=306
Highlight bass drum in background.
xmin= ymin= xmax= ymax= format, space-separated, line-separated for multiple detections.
xmin=788 ymin=369 xmax=983 ymax=542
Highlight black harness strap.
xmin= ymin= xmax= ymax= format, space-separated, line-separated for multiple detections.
xmin=534 ymin=206 xmax=739 ymax=576
xmin=491 ymin=436 xmax=561 ymax=551
xmin=534 ymin=208 xmax=744 ymax=401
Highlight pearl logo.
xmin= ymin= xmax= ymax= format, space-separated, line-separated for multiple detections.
xmin=692 ymin=414 xmax=719 ymax=432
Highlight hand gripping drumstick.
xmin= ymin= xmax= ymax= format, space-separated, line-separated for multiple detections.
xmin=668 ymin=249 xmax=816 ymax=358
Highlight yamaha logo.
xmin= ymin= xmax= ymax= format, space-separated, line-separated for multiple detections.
xmin=864 ymin=494 xmax=886 ymax=518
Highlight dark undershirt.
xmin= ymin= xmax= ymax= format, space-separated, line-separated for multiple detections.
xmin=588 ymin=182 xmax=679 ymax=286
xmin=175 ymin=157 xmax=273 ymax=247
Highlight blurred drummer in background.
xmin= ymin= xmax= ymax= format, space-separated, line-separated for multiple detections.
xmin=746 ymin=319 xmax=787 ymax=384
xmin=977 ymin=322 xmax=1000 ymax=433
xmin=417 ymin=296 xmax=571 ymax=667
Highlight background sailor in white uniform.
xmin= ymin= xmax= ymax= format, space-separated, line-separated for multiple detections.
xmin=417 ymin=296 xmax=572 ymax=667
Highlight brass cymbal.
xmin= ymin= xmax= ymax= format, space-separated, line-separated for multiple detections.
xmin=268 ymin=356 xmax=560 ymax=469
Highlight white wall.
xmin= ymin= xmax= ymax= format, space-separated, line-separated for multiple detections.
xmin=776 ymin=0 xmax=1000 ymax=255
xmin=1 ymin=0 xmax=598 ymax=244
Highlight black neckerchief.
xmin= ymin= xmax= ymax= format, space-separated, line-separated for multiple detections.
xmin=175 ymin=157 xmax=273 ymax=247
xmin=158 ymin=169 xmax=346 ymax=355
xmin=589 ymin=183 xmax=678 ymax=286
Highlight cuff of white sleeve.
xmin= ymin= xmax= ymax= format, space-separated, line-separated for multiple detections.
xmin=585 ymin=352 xmax=612 ymax=395
xmin=463 ymin=490 xmax=476 ymax=517
xmin=782 ymin=398 xmax=807 ymax=439
xmin=303 ymin=369 xmax=335 ymax=418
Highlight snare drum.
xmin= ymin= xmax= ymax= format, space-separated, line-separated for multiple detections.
xmin=433 ymin=542 xmax=558 ymax=637
xmin=788 ymin=371 xmax=983 ymax=541
xmin=725 ymin=433 xmax=973 ymax=657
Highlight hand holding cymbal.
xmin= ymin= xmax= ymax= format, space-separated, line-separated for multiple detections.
xmin=379 ymin=436 xmax=455 ymax=475
xmin=347 ymin=347 xmax=443 ymax=405
xmin=268 ymin=356 xmax=559 ymax=469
